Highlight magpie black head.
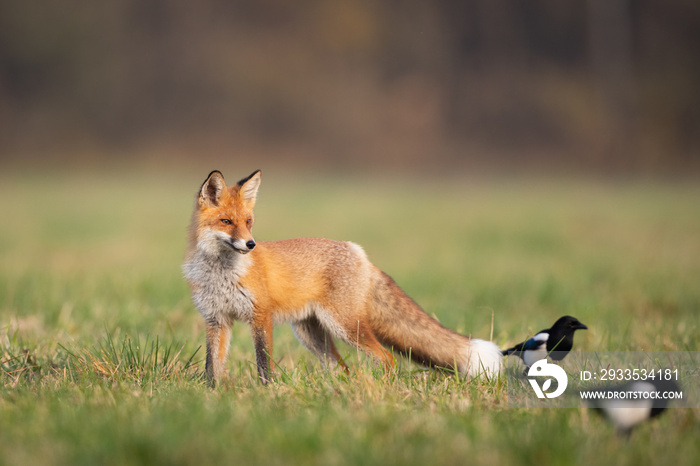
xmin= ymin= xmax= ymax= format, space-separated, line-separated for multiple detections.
xmin=546 ymin=315 xmax=587 ymax=359
xmin=551 ymin=315 xmax=588 ymax=332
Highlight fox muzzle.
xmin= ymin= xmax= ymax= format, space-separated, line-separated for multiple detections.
xmin=227 ymin=237 xmax=256 ymax=254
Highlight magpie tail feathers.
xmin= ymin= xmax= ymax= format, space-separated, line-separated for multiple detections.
xmin=501 ymin=343 xmax=524 ymax=357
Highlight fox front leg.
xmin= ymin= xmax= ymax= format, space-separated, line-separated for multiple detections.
xmin=251 ymin=314 xmax=274 ymax=385
xmin=205 ymin=322 xmax=232 ymax=387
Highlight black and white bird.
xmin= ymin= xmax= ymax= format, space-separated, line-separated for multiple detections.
xmin=502 ymin=315 xmax=588 ymax=369
xmin=584 ymin=378 xmax=680 ymax=436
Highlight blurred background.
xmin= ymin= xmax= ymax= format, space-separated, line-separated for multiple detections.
xmin=1 ymin=0 xmax=698 ymax=174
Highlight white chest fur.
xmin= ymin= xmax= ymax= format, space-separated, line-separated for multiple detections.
xmin=183 ymin=250 xmax=255 ymax=325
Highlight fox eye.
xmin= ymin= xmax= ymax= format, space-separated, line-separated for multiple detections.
xmin=246 ymin=218 xmax=252 ymax=226
xmin=220 ymin=218 xmax=232 ymax=225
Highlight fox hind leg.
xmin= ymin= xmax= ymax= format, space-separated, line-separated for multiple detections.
xmin=292 ymin=316 xmax=349 ymax=372
xmin=345 ymin=319 xmax=396 ymax=371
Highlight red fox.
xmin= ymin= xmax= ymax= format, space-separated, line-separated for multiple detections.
xmin=183 ymin=170 xmax=502 ymax=386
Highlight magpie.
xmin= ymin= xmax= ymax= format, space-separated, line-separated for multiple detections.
xmin=502 ymin=315 xmax=588 ymax=369
xmin=583 ymin=378 xmax=680 ymax=436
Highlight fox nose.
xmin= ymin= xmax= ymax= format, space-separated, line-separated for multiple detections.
xmin=245 ymin=240 xmax=256 ymax=251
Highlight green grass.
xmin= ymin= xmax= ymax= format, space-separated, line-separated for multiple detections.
xmin=1 ymin=168 xmax=699 ymax=465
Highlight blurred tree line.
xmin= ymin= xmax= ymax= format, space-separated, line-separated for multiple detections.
xmin=0 ymin=0 xmax=698 ymax=171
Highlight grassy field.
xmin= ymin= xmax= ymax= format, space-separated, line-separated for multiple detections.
xmin=1 ymin=167 xmax=699 ymax=465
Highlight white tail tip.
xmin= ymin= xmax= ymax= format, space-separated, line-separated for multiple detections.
xmin=461 ymin=339 xmax=503 ymax=379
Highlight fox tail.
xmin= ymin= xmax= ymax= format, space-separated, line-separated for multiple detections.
xmin=370 ymin=269 xmax=502 ymax=378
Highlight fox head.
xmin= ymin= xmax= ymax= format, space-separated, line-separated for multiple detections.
xmin=190 ymin=170 xmax=262 ymax=256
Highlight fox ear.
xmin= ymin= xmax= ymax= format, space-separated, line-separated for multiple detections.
xmin=237 ymin=170 xmax=262 ymax=206
xmin=199 ymin=170 xmax=226 ymax=206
